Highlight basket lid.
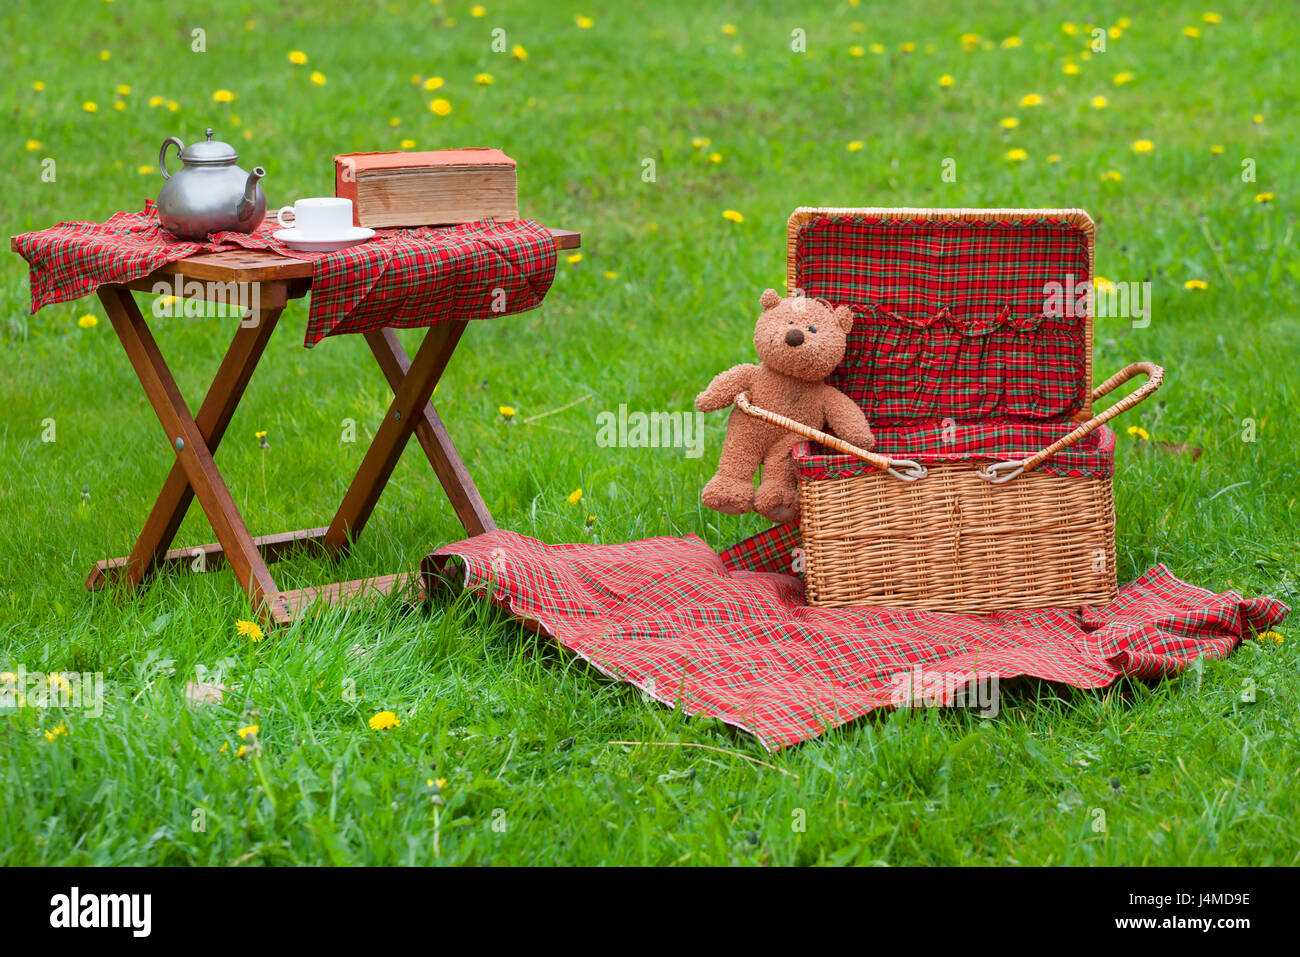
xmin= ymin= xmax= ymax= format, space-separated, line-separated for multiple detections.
xmin=788 ymin=208 xmax=1095 ymax=426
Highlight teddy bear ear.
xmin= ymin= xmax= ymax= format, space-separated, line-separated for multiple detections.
xmin=834 ymin=305 xmax=855 ymax=332
xmin=760 ymin=288 xmax=781 ymax=311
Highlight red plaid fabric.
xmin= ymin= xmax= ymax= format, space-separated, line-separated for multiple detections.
xmin=796 ymin=216 xmax=1091 ymax=426
xmin=12 ymin=201 xmax=556 ymax=347
xmin=424 ymin=531 xmax=1289 ymax=750
xmin=795 ymin=422 xmax=1115 ymax=481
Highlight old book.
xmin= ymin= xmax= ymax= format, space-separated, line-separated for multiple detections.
xmin=333 ymin=148 xmax=518 ymax=228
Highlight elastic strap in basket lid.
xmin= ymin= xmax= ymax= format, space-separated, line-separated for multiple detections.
xmin=787 ymin=208 xmax=1096 ymax=427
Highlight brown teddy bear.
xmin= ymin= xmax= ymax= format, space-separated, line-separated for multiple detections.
xmin=695 ymin=289 xmax=875 ymax=525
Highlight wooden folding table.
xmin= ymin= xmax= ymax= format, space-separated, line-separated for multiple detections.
xmin=71 ymin=228 xmax=579 ymax=625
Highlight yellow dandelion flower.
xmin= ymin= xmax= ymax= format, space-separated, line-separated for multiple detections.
xmin=1252 ymin=113 xmax=1263 ymax=124
xmin=939 ymin=74 xmax=954 ymax=87
xmin=288 ymin=50 xmax=308 ymax=65
xmin=691 ymin=136 xmax=711 ymax=149
xmin=999 ymin=116 xmax=1019 ymax=129
xmin=566 ymin=487 xmax=583 ymax=505
xmin=44 ymin=723 xmax=69 ymax=742
xmin=116 ymin=84 xmax=131 ymax=96
xmin=99 ymin=50 xmax=111 ymax=61
xmin=1020 ymin=93 xmax=1043 ymax=107
xmin=310 ymin=71 xmax=326 ymax=86
xmin=868 ymin=42 xmax=885 ymax=54
xmin=78 ymin=314 xmax=99 ymax=328
xmin=236 ymin=618 xmax=265 ymax=641
xmin=400 ymin=138 xmax=416 ymax=149
xmin=1126 ymin=425 xmax=1150 ymax=440
xmin=83 ymin=101 xmax=98 ymax=113
xmin=1113 ymin=71 xmax=1135 ymax=85
xmin=1061 ymin=22 xmax=1079 ymax=35
xmin=1255 ymin=192 xmax=1274 ymax=203
xmin=237 ymin=723 xmax=259 ymax=739
xmin=368 ymin=710 xmax=400 ymax=730
xmin=1183 ymin=26 xmax=1201 ymax=38
xmin=148 ymin=95 xmax=163 ymax=107
xmin=708 ymin=151 xmax=723 ymax=164
xmin=212 ymin=89 xmax=235 ymax=103
xmin=849 ymin=45 xmax=865 ymax=57
xmin=1063 ymin=61 xmax=1080 ymax=75
xmin=33 ymin=81 xmax=45 ymax=91
xmin=423 ymin=76 xmax=445 ymax=91
xmin=722 ymin=209 xmax=744 ymax=223
xmin=1109 ymin=26 xmax=1123 ymax=38
xmin=236 ymin=744 xmax=247 ymax=758
xmin=25 ymin=139 xmax=41 ymax=151
xmin=1101 ymin=169 xmax=1123 ymax=182
xmin=1203 ymin=12 xmax=1222 ymax=24
xmin=471 ymin=4 xmax=485 ymax=16
xmin=1091 ymin=95 xmax=1109 ymax=109
xmin=1184 ymin=279 xmax=1208 ymax=290
xmin=900 ymin=41 xmax=916 ymax=52
xmin=722 ymin=24 xmax=737 ymax=36
xmin=566 ymin=252 xmax=583 ymax=264
xmin=429 ymin=97 xmax=452 ymax=116
xmin=1047 ymin=153 xmax=1061 ymax=164
xmin=1095 ymin=276 xmax=1116 ymax=293
xmin=1210 ymin=144 xmax=1225 ymax=154
xmin=847 ymin=140 xmax=865 ymax=151
xmin=475 ymin=72 xmax=494 ymax=85
xmin=603 ymin=270 xmax=618 ymax=280
xmin=1001 ymin=36 xmax=1022 ymax=48
xmin=1257 ymin=630 xmax=1283 ymax=644
xmin=1118 ymin=17 xmax=1132 ymax=28
xmin=960 ymin=32 xmax=980 ymax=48
xmin=113 ymin=100 xmax=126 ymax=111
xmin=1004 ymin=148 xmax=1028 ymax=162
xmin=499 ymin=405 xmax=516 ymax=419
xmin=137 ymin=164 xmax=154 ymax=174
xmin=1132 ymin=139 xmax=1155 ymax=153
xmin=512 ymin=44 xmax=527 ymax=60
xmin=575 ymin=15 xmax=593 ymax=29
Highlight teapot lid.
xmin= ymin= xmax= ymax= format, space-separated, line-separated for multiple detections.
xmin=180 ymin=128 xmax=238 ymax=165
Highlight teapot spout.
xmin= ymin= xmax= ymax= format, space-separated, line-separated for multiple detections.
xmin=237 ymin=166 xmax=266 ymax=222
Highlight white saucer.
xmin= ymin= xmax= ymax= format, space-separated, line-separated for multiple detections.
xmin=274 ymin=226 xmax=375 ymax=252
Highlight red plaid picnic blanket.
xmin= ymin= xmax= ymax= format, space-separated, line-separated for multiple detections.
xmin=423 ymin=530 xmax=1289 ymax=750
xmin=12 ymin=201 xmax=556 ymax=346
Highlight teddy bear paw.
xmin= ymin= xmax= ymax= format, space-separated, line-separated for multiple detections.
xmin=754 ymin=483 xmax=800 ymax=525
xmin=701 ymin=474 xmax=755 ymax=514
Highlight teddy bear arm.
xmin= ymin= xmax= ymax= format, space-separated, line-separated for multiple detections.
xmin=695 ymin=363 xmax=759 ymax=413
xmin=822 ymin=386 xmax=876 ymax=449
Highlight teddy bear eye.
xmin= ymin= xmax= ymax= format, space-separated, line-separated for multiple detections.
xmin=808 ymin=325 xmax=818 ymax=333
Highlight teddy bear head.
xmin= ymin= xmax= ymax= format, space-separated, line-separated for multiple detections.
xmin=752 ymin=288 xmax=855 ymax=381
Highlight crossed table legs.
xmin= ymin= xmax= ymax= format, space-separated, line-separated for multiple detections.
xmin=86 ymin=279 xmax=494 ymax=626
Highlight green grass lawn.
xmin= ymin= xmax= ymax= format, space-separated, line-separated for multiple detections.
xmin=1 ymin=1 xmax=1296 ymax=865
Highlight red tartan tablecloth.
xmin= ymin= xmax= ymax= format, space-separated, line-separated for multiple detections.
xmin=11 ymin=201 xmax=557 ymax=346
xmin=423 ymin=530 xmax=1289 ymax=750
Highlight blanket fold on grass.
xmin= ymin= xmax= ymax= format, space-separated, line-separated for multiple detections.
xmin=422 ymin=530 xmax=1289 ymax=750
xmin=12 ymin=200 xmax=556 ymax=346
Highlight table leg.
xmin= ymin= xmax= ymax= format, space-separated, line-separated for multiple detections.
xmin=100 ymin=297 xmax=286 ymax=590
xmin=364 ymin=327 xmax=495 ymax=536
xmin=323 ymin=321 xmax=467 ymax=554
xmin=96 ymin=285 xmax=290 ymax=622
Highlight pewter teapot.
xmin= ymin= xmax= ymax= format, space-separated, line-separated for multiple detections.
xmin=156 ymin=128 xmax=266 ymax=240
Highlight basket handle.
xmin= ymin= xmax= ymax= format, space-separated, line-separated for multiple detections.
xmin=734 ymin=392 xmax=929 ymax=482
xmin=976 ymin=361 xmax=1166 ymax=484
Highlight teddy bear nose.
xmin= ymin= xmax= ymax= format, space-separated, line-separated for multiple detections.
xmin=785 ymin=329 xmax=805 ymax=347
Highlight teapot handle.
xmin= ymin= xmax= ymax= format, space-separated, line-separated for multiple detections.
xmin=159 ymin=137 xmax=185 ymax=180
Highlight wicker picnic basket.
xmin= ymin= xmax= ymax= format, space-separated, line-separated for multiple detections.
xmin=736 ymin=207 xmax=1164 ymax=612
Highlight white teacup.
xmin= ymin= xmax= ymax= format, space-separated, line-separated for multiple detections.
xmin=277 ymin=197 xmax=353 ymax=235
